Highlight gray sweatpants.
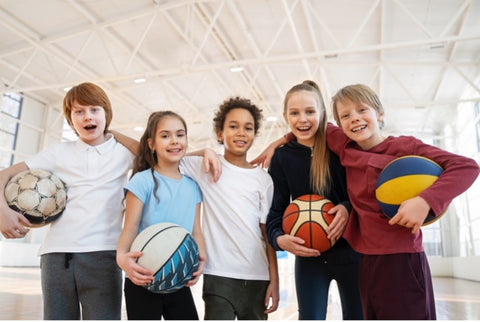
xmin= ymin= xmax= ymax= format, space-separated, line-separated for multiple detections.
xmin=40 ymin=251 xmax=122 ymax=320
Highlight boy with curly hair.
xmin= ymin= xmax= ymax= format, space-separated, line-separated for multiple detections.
xmin=180 ymin=97 xmax=279 ymax=320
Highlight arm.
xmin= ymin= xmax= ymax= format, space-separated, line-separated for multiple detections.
xmin=250 ymin=135 xmax=289 ymax=168
xmin=186 ymin=203 xmax=206 ymax=287
xmin=261 ymin=223 xmax=279 ymax=314
xmin=390 ymin=140 xmax=480 ymax=234
xmin=185 ymin=149 xmax=222 ymax=182
xmin=110 ymin=130 xmax=139 ymax=156
xmin=0 ymin=162 xmax=32 ymax=238
xmin=116 ymin=192 xmax=154 ymax=286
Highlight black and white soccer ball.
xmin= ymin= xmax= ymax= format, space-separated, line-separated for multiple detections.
xmin=4 ymin=169 xmax=67 ymax=227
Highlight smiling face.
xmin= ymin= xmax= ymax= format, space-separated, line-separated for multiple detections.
xmin=335 ymin=98 xmax=385 ymax=150
xmin=70 ymin=100 xmax=107 ymax=146
xmin=217 ymin=107 xmax=255 ymax=162
xmin=284 ymin=90 xmax=323 ymax=147
xmin=148 ymin=115 xmax=187 ymax=166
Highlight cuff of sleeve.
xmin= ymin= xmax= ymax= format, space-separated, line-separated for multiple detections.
xmin=283 ymin=132 xmax=295 ymax=142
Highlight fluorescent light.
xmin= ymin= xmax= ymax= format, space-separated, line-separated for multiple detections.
xmin=230 ymin=66 xmax=244 ymax=73
xmin=134 ymin=78 xmax=146 ymax=83
xmin=134 ymin=126 xmax=144 ymax=132
xmin=266 ymin=116 xmax=278 ymax=122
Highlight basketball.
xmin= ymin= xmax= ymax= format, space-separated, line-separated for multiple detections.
xmin=282 ymin=194 xmax=336 ymax=252
xmin=375 ymin=155 xmax=444 ymax=226
xmin=4 ymin=169 xmax=67 ymax=227
xmin=130 ymin=222 xmax=199 ymax=293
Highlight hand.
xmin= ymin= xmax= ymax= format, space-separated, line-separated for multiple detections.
xmin=264 ymin=280 xmax=279 ymax=314
xmin=388 ymin=196 xmax=430 ymax=234
xmin=326 ymin=204 xmax=349 ymax=241
xmin=116 ymin=251 xmax=154 ymax=286
xmin=186 ymin=254 xmax=206 ymax=287
xmin=250 ymin=137 xmax=286 ymax=168
xmin=202 ymin=149 xmax=222 ymax=182
xmin=0 ymin=206 xmax=31 ymax=239
xmin=277 ymin=234 xmax=320 ymax=257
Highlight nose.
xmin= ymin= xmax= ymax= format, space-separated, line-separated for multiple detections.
xmin=84 ymin=111 xmax=92 ymax=120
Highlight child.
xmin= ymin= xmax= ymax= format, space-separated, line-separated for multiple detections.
xmin=0 ymin=82 xmax=134 ymax=319
xmin=179 ymin=97 xmax=279 ymax=319
xmin=116 ymin=110 xmax=206 ymax=320
xmin=266 ymin=80 xmax=363 ymax=319
xmin=253 ymin=83 xmax=480 ymax=320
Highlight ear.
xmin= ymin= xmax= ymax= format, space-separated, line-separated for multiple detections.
xmin=377 ymin=111 xmax=385 ymax=123
xmin=147 ymin=138 xmax=154 ymax=151
xmin=216 ymin=131 xmax=224 ymax=144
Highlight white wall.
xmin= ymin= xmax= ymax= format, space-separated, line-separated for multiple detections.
xmin=429 ymin=256 xmax=480 ymax=282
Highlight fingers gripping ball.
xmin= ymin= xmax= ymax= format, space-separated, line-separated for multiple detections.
xmin=4 ymin=169 xmax=67 ymax=227
xmin=282 ymin=194 xmax=336 ymax=252
xmin=130 ymin=223 xmax=200 ymax=294
xmin=375 ymin=155 xmax=444 ymax=226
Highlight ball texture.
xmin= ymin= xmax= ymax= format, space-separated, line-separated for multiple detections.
xmin=375 ymin=155 xmax=444 ymax=226
xmin=130 ymin=222 xmax=199 ymax=293
xmin=282 ymin=194 xmax=336 ymax=252
xmin=4 ymin=169 xmax=67 ymax=227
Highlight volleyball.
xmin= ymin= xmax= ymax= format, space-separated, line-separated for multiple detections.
xmin=375 ymin=155 xmax=444 ymax=226
xmin=130 ymin=222 xmax=199 ymax=294
xmin=4 ymin=169 xmax=67 ymax=227
xmin=282 ymin=194 xmax=336 ymax=252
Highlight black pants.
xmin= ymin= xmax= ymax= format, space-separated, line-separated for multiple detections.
xmin=124 ymin=277 xmax=199 ymax=320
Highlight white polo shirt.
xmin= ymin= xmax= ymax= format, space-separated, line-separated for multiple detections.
xmin=26 ymin=134 xmax=134 ymax=255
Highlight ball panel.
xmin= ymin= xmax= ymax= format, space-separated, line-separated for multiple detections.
xmin=376 ymin=174 xmax=439 ymax=204
xmin=376 ymin=156 xmax=443 ymax=188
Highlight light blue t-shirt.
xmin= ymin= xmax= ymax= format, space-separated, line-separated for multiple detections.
xmin=125 ymin=169 xmax=202 ymax=233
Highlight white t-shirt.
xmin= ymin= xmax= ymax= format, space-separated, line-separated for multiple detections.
xmin=180 ymin=155 xmax=273 ymax=280
xmin=26 ymin=134 xmax=134 ymax=255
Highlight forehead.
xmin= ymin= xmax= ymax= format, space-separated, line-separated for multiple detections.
xmin=71 ymin=100 xmax=102 ymax=109
xmin=287 ymin=90 xmax=319 ymax=109
xmin=156 ymin=115 xmax=186 ymax=131
xmin=225 ymin=108 xmax=254 ymax=122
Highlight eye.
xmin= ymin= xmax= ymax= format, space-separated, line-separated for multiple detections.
xmin=229 ymin=124 xmax=238 ymax=129
xmin=289 ymin=111 xmax=299 ymax=116
xmin=246 ymin=126 xmax=254 ymax=132
xmin=161 ymin=134 xmax=169 ymax=139
xmin=341 ymin=114 xmax=349 ymax=119
xmin=307 ymin=110 xmax=316 ymax=115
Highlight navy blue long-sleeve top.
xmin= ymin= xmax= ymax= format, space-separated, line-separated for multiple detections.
xmin=266 ymin=140 xmax=356 ymax=262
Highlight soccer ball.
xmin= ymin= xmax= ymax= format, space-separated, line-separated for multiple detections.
xmin=4 ymin=169 xmax=67 ymax=227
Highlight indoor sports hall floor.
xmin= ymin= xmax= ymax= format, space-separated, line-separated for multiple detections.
xmin=1 ymin=253 xmax=480 ymax=320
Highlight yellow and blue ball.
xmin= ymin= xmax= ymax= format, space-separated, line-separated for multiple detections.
xmin=375 ymin=155 xmax=444 ymax=226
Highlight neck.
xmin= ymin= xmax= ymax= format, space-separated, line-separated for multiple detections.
xmin=154 ymin=162 xmax=182 ymax=179
xmin=223 ymin=151 xmax=253 ymax=169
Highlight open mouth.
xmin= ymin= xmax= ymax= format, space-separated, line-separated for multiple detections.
xmin=84 ymin=124 xmax=97 ymax=131
xmin=296 ymin=126 xmax=311 ymax=133
xmin=352 ymin=125 xmax=367 ymax=133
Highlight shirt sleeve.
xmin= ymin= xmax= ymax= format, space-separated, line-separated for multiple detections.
xmin=266 ymin=151 xmax=290 ymax=251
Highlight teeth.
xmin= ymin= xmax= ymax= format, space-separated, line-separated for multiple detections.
xmin=352 ymin=125 xmax=366 ymax=133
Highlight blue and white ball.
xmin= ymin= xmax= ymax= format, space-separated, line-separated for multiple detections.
xmin=375 ymin=155 xmax=444 ymax=226
xmin=130 ymin=222 xmax=199 ymax=293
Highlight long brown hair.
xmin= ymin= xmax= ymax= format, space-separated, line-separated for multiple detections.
xmin=283 ymin=80 xmax=331 ymax=195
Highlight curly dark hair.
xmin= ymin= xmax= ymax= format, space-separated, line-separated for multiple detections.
xmin=213 ymin=96 xmax=263 ymax=143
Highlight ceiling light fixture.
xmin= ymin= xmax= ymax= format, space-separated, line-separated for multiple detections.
xmin=230 ymin=66 xmax=244 ymax=73
xmin=134 ymin=78 xmax=146 ymax=83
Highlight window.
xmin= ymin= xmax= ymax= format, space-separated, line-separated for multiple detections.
xmin=0 ymin=93 xmax=23 ymax=169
